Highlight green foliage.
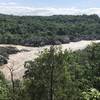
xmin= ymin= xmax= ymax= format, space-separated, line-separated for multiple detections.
xmin=0 ymin=72 xmax=9 ymax=100
xmin=23 ymin=47 xmax=81 ymax=100
xmin=1 ymin=42 xmax=100 ymax=99
xmin=82 ymin=88 xmax=100 ymax=100
xmin=0 ymin=14 xmax=100 ymax=46
xmin=1 ymin=14 xmax=100 ymax=99
xmin=23 ymin=43 xmax=100 ymax=100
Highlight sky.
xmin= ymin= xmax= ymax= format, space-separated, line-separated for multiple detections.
xmin=0 ymin=0 xmax=100 ymax=16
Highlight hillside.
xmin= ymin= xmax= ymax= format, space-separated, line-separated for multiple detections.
xmin=0 ymin=14 xmax=100 ymax=46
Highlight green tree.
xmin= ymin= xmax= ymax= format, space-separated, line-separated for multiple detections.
xmin=23 ymin=46 xmax=81 ymax=100
xmin=0 ymin=72 xmax=10 ymax=100
xmin=82 ymin=88 xmax=100 ymax=100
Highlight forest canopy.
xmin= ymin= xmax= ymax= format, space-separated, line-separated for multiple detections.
xmin=0 ymin=42 xmax=100 ymax=99
xmin=0 ymin=14 xmax=100 ymax=46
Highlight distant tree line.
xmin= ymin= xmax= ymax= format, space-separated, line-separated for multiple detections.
xmin=0 ymin=14 xmax=100 ymax=46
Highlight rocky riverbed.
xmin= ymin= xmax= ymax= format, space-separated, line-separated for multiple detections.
xmin=0 ymin=40 xmax=100 ymax=80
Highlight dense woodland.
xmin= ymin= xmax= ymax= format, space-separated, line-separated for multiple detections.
xmin=0 ymin=14 xmax=100 ymax=46
xmin=0 ymin=43 xmax=100 ymax=100
xmin=0 ymin=14 xmax=100 ymax=99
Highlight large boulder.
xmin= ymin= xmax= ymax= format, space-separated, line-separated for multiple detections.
xmin=0 ymin=55 xmax=7 ymax=66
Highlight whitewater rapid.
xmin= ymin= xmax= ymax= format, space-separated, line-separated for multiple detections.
xmin=0 ymin=40 xmax=100 ymax=80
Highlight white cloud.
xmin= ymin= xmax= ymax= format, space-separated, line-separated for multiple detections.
xmin=82 ymin=8 xmax=100 ymax=15
xmin=0 ymin=2 xmax=17 ymax=6
xmin=0 ymin=5 xmax=100 ymax=16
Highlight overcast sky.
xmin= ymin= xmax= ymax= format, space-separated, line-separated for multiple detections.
xmin=0 ymin=0 xmax=100 ymax=16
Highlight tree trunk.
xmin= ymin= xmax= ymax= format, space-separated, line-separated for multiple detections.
xmin=50 ymin=66 xmax=53 ymax=100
